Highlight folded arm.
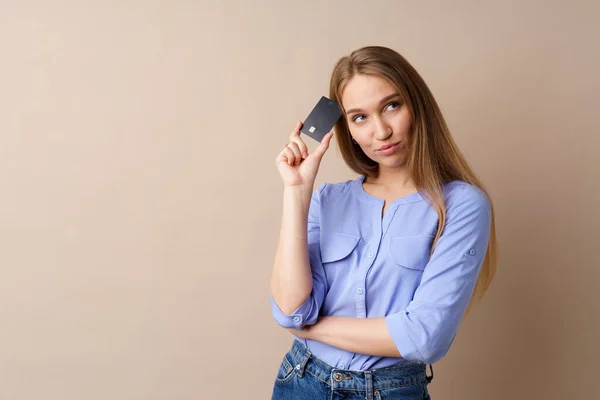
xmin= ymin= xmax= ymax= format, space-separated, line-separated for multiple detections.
xmin=289 ymin=187 xmax=492 ymax=364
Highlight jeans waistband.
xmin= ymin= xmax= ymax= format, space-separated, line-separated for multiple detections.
xmin=287 ymin=340 xmax=432 ymax=392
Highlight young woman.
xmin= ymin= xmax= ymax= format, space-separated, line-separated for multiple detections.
xmin=269 ymin=46 xmax=497 ymax=400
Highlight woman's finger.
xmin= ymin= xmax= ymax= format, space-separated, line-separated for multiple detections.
xmin=283 ymin=146 xmax=296 ymax=166
xmin=289 ymin=120 xmax=302 ymax=139
xmin=312 ymin=131 xmax=334 ymax=160
xmin=288 ymin=136 xmax=309 ymax=158
xmin=286 ymin=142 xmax=303 ymax=165
xmin=276 ymin=147 xmax=289 ymax=164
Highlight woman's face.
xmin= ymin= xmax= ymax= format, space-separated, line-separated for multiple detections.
xmin=341 ymin=74 xmax=412 ymax=169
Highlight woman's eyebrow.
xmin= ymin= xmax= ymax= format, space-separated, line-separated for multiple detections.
xmin=345 ymin=93 xmax=400 ymax=114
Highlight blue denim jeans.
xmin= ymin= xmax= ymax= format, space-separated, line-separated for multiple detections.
xmin=271 ymin=340 xmax=433 ymax=400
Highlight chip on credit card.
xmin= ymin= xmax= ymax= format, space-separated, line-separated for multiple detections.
xmin=300 ymin=96 xmax=343 ymax=143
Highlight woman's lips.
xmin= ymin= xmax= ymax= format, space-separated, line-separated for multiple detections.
xmin=376 ymin=143 xmax=400 ymax=155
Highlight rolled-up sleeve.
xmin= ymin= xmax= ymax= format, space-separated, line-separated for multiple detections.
xmin=270 ymin=184 xmax=328 ymax=330
xmin=386 ymin=186 xmax=492 ymax=364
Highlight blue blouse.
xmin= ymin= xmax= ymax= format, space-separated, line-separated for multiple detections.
xmin=270 ymin=174 xmax=492 ymax=370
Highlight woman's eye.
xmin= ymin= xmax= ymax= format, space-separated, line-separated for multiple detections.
xmin=353 ymin=115 xmax=366 ymax=122
xmin=386 ymin=102 xmax=400 ymax=111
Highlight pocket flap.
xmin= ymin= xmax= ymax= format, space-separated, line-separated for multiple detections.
xmin=389 ymin=235 xmax=433 ymax=270
xmin=320 ymin=232 xmax=360 ymax=263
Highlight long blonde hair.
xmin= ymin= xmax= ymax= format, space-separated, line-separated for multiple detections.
xmin=329 ymin=46 xmax=497 ymax=315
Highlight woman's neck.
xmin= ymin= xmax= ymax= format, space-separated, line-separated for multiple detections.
xmin=366 ymin=166 xmax=415 ymax=192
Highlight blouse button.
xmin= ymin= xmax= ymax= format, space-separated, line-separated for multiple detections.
xmin=368 ymin=253 xmax=374 ymax=259
xmin=469 ymin=249 xmax=476 ymax=256
xmin=357 ymin=288 xmax=364 ymax=295
xmin=293 ymin=317 xmax=300 ymax=323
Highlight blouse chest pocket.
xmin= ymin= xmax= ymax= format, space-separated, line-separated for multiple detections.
xmin=389 ymin=235 xmax=433 ymax=271
xmin=320 ymin=232 xmax=360 ymax=264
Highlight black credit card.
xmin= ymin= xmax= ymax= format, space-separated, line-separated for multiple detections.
xmin=300 ymin=96 xmax=343 ymax=143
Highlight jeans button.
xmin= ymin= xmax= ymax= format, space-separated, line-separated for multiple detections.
xmin=333 ymin=372 xmax=343 ymax=382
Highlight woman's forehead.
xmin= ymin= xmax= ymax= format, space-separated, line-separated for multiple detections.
xmin=341 ymin=74 xmax=399 ymax=111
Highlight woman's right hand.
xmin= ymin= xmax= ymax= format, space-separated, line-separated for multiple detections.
xmin=275 ymin=121 xmax=334 ymax=189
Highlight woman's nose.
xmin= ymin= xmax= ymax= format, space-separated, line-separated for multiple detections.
xmin=374 ymin=119 xmax=393 ymax=140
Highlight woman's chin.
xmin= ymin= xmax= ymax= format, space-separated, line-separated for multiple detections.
xmin=376 ymin=156 xmax=407 ymax=169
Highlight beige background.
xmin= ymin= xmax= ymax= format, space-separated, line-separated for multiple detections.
xmin=0 ymin=1 xmax=598 ymax=399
